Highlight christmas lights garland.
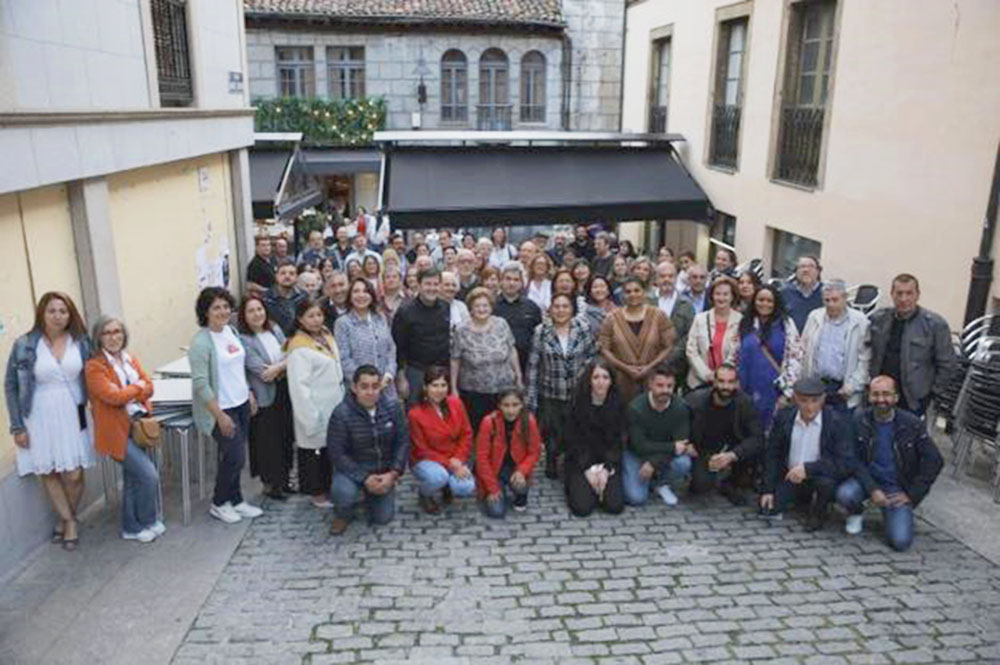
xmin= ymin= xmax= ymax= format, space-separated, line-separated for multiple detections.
xmin=254 ymin=97 xmax=387 ymax=146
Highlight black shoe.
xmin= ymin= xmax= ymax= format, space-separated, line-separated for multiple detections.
xmin=419 ymin=494 xmax=440 ymax=515
xmin=720 ymin=484 xmax=747 ymax=506
xmin=512 ymin=493 xmax=528 ymax=512
xmin=441 ymin=486 xmax=454 ymax=506
xmin=804 ymin=510 xmax=827 ymax=532
xmin=265 ymin=488 xmax=288 ymax=501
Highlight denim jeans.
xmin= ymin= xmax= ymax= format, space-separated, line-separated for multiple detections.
xmin=835 ymin=478 xmax=915 ymax=551
xmin=120 ymin=439 xmax=159 ymax=534
xmin=483 ymin=461 xmax=528 ymax=519
xmin=212 ymin=401 xmax=250 ymax=507
xmin=412 ymin=460 xmax=477 ymax=498
xmin=621 ymin=450 xmax=693 ymax=506
xmin=331 ymin=471 xmax=396 ymax=525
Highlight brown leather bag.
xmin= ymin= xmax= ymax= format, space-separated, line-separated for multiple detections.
xmin=131 ymin=417 xmax=162 ymax=448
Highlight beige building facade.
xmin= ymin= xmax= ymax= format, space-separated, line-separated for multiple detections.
xmin=0 ymin=0 xmax=254 ymax=576
xmin=620 ymin=0 xmax=1000 ymax=329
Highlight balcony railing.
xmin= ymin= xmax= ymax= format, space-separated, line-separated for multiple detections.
xmin=151 ymin=0 xmax=193 ymax=106
xmin=709 ymin=104 xmax=741 ymax=169
xmin=648 ymin=105 xmax=667 ymax=133
xmin=520 ymin=104 xmax=545 ymax=123
xmin=477 ymin=104 xmax=512 ymax=130
xmin=774 ymin=106 xmax=825 ymax=187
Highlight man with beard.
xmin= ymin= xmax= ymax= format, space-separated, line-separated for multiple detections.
xmin=623 ymin=366 xmax=693 ymax=507
xmin=263 ymin=258 xmax=307 ymax=335
xmin=684 ymin=363 xmax=762 ymax=505
xmin=835 ymin=376 xmax=943 ymax=551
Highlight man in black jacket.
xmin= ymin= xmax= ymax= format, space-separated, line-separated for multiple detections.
xmin=391 ymin=267 xmax=451 ymax=405
xmin=328 ymin=365 xmax=410 ymax=535
xmin=494 ymin=263 xmax=542 ymax=375
xmin=761 ymin=377 xmax=853 ymax=531
xmin=685 ymin=364 xmax=762 ymax=505
xmin=835 ymin=376 xmax=943 ymax=551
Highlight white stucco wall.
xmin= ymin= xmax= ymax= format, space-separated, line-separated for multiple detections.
xmin=622 ymin=0 xmax=1000 ymax=329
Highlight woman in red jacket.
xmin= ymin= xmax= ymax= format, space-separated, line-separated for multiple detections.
xmin=408 ymin=366 xmax=476 ymax=514
xmin=475 ymin=388 xmax=541 ymax=518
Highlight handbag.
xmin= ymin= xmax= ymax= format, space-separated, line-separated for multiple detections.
xmin=131 ymin=416 xmax=161 ymax=448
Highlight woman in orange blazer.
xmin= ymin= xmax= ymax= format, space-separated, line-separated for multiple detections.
xmin=85 ymin=315 xmax=162 ymax=544
xmin=474 ymin=388 xmax=541 ymax=518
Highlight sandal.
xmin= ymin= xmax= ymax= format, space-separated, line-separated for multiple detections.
xmin=51 ymin=528 xmax=64 ymax=543
xmin=61 ymin=520 xmax=79 ymax=552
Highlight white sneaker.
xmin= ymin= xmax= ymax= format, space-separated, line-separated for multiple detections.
xmin=209 ymin=502 xmax=242 ymax=524
xmin=149 ymin=520 xmax=166 ymax=537
xmin=845 ymin=514 xmax=864 ymax=535
xmin=657 ymin=485 xmax=679 ymax=506
xmin=233 ymin=502 xmax=263 ymax=518
xmin=122 ymin=528 xmax=157 ymax=543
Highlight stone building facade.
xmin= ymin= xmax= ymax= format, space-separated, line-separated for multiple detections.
xmin=244 ymin=0 xmax=624 ymax=132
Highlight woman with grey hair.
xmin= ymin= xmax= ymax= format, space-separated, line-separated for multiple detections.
xmin=84 ymin=315 xmax=163 ymax=543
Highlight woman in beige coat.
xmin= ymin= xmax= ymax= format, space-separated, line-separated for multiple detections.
xmin=686 ymin=277 xmax=743 ymax=389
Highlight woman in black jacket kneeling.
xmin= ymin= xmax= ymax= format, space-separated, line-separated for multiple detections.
xmin=563 ymin=360 xmax=625 ymax=517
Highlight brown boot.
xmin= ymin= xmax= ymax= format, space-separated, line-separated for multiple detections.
xmin=330 ymin=517 xmax=350 ymax=535
xmin=419 ymin=494 xmax=440 ymax=514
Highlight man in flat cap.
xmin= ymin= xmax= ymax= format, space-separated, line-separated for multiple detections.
xmin=760 ymin=376 xmax=854 ymax=531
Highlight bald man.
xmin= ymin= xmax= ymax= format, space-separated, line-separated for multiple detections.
xmin=651 ymin=260 xmax=695 ymax=379
xmin=835 ymin=376 xmax=943 ymax=551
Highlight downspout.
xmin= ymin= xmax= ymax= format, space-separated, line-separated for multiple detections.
xmin=560 ymin=32 xmax=572 ymax=130
xmin=964 ymin=141 xmax=1000 ymax=324
xmin=617 ymin=2 xmax=628 ymax=132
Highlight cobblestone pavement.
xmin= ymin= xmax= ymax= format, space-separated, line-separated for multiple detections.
xmin=172 ymin=476 xmax=1000 ymax=665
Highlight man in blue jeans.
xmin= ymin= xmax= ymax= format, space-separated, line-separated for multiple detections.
xmin=327 ymin=365 xmax=410 ymax=535
xmin=623 ymin=366 xmax=693 ymax=507
xmin=836 ymin=375 xmax=943 ymax=551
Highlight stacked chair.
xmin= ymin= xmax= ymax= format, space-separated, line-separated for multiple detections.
xmin=949 ymin=314 xmax=1000 ymax=502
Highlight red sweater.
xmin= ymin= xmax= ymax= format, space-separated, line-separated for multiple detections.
xmin=474 ymin=410 xmax=542 ymax=498
xmin=408 ymin=395 xmax=473 ymax=466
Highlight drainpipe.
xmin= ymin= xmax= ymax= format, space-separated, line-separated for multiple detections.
xmin=964 ymin=141 xmax=1000 ymax=324
xmin=561 ymin=33 xmax=572 ymax=130
xmin=617 ymin=3 xmax=627 ymax=132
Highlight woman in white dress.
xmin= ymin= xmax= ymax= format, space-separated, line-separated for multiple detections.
xmin=4 ymin=292 xmax=95 ymax=550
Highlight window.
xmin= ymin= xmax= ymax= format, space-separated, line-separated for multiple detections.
xmin=774 ymin=0 xmax=837 ymax=186
xmin=709 ymin=212 xmax=737 ymax=266
xmin=151 ymin=0 xmax=192 ymax=106
xmin=771 ymin=228 xmax=822 ymax=279
xmin=327 ymin=47 xmax=365 ymax=100
xmin=709 ymin=18 xmax=748 ymax=168
xmin=648 ymin=38 xmax=670 ymax=132
xmin=276 ymin=46 xmax=315 ymax=97
xmin=520 ymin=51 xmax=546 ymax=123
xmin=478 ymin=48 xmax=510 ymax=130
xmin=440 ymin=49 xmax=468 ymax=122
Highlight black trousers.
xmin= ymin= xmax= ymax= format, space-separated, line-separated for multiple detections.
xmin=212 ymin=401 xmax=250 ymax=507
xmin=689 ymin=455 xmax=756 ymax=495
xmin=298 ymin=446 xmax=332 ymax=496
xmin=774 ymin=474 xmax=837 ymax=513
xmin=247 ymin=379 xmax=293 ymax=489
xmin=565 ymin=464 xmax=624 ymax=517
xmin=461 ymin=390 xmax=498 ymax=436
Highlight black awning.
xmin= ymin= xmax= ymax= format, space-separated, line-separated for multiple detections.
xmin=302 ymin=149 xmax=381 ymax=175
xmin=249 ymin=148 xmax=323 ymax=220
xmin=381 ymin=145 xmax=713 ymax=229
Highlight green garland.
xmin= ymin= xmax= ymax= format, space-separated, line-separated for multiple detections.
xmin=254 ymin=97 xmax=386 ymax=146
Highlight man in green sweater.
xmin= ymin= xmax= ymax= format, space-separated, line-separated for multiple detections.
xmin=623 ymin=365 xmax=696 ymax=506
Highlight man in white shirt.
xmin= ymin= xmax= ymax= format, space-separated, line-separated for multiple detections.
xmin=759 ymin=377 xmax=853 ymax=532
xmin=652 ymin=261 xmax=695 ymax=378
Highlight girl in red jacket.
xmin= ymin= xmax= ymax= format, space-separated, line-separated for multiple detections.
xmin=475 ymin=388 xmax=542 ymax=518
xmin=409 ymin=366 xmax=476 ymax=514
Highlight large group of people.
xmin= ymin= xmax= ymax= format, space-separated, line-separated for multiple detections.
xmin=4 ymin=221 xmax=957 ymax=553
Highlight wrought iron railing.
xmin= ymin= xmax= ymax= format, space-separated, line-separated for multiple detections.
xmin=151 ymin=0 xmax=193 ymax=106
xmin=477 ymin=104 xmax=512 ymax=131
xmin=441 ymin=104 xmax=468 ymax=122
xmin=648 ymin=105 xmax=667 ymax=133
xmin=709 ymin=104 xmax=741 ymax=169
xmin=774 ymin=106 xmax=825 ymax=187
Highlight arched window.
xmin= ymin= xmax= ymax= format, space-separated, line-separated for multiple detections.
xmin=478 ymin=48 xmax=510 ymax=129
xmin=440 ymin=49 xmax=467 ymax=122
xmin=520 ymin=51 xmax=546 ymax=122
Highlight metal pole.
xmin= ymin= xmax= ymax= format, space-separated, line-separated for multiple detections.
xmin=964 ymin=142 xmax=1000 ymax=325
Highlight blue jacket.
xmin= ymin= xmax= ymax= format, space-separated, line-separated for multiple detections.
xmin=5 ymin=331 xmax=92 ymax=434
xmin=763 ymin=406 xmax=853 ymax=493
xmin=850 ymin=408 xmax=943 ymax=506
xmin=327 ymin=392 xmax=410 ymax=484
xmin=781 ymin=283 xmax=822 ymax=334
